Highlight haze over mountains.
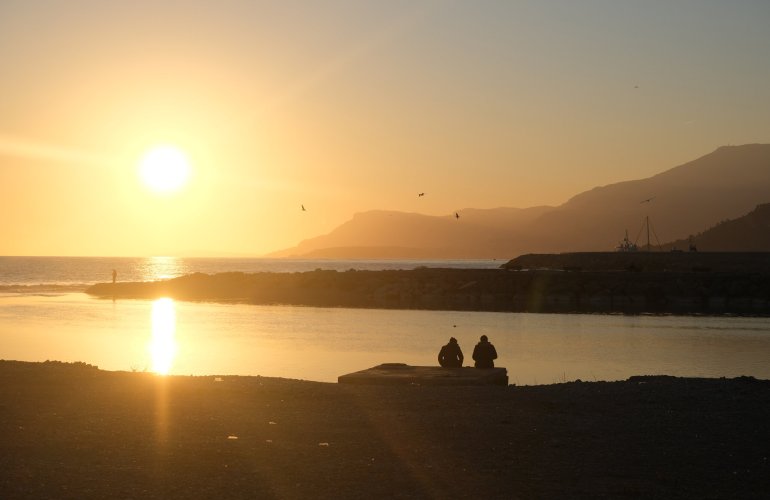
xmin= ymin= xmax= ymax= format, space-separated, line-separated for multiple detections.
xmin=269 ymin=144 xmax=770 ymax=259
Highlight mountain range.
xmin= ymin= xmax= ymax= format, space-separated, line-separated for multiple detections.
xmin=269 ymin=144 xmax=770 ymax=258
xmin=662 ymin=202 xmax=770 ymax=252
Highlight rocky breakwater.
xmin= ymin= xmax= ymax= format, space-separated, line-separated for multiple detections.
xmin=501 ymin=252 xmax=770 ymax=314
xmin=86 ymin=256 xmax=770 ymax=315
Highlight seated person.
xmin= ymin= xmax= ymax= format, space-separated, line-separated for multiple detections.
xmin=472 ymin=335 xmax=498 ymax=369
xmin=438 ymin=337 xmax=464 ymax=368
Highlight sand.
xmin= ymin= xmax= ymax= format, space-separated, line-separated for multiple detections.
xmin=1 ymin=360 xmax=769 ymax=499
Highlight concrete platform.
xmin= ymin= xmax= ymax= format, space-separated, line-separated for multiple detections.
xmin=338 ymin=363 xmax=509 ymax=386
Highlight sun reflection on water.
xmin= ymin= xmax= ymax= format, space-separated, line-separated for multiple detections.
xmin=141 ymin=256 xmax=187 ymax=281
xmin=149 ymin=298 xmax=178 ymax=375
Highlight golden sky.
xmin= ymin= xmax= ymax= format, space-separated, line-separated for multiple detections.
xmin=1 ymin=1 xmax=769 ymax=256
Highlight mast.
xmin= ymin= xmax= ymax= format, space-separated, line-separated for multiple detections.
xmin=639 ymin=196 xmax=655 ymax=252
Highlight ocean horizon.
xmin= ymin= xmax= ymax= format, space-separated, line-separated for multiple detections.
xmin=0 ymin=256 xmax=503 ymax=291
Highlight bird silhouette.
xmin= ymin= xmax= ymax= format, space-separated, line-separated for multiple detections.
xmin=418 ymin=192 xmax=425 ymax=197
xmin=455 ymin=212 xmax=460 ymax=219
xmin=640 ymin=197 xmax=655 ymax=204
xmin=301 ymin=204 xmax=306 ymax=211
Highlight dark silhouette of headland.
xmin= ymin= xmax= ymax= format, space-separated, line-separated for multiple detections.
xmin=87 ymin=252 xmax=770 ymax=315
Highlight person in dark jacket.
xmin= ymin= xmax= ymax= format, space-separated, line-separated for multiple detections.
xmin=472 ymin=335 xmax=498 ymax=368
xmin=438 ymin=337 xmax=464 ymax=368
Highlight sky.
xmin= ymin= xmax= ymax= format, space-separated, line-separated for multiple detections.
xmin=1 ymin=0 xmax=769 ymax=257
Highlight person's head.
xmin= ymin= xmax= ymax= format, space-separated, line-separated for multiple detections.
xmin=449 ymin=337 xmax=457 ymax=344
xmin=480 ymin=335 xmax=488 ymax=342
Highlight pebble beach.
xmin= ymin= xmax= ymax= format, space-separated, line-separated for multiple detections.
xmin=2 ymin=360 xmax=769 ymax=499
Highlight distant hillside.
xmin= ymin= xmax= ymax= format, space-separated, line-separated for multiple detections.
xmin=661 ymin=203 xmax=770 ymax=251
xmin=526 ymin=144 xmax=770 ymax=252
xmin=269 ymin=207 xmax=553 ymax=258
xmin=269 ymin=144 xmax=770 ymax=258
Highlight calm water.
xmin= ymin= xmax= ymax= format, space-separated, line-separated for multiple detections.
xmin=0 ymin=256 xmax=502 ymax=289
xmin=1 ymin=257 xmax=769 ymax=384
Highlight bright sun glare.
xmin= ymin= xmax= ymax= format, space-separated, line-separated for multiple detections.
xmin=138 ymin=146 xmax=191 ymax=193
xmin=149 ymin=298 xmax=177 ymax=375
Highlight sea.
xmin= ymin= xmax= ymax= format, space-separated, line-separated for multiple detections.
xmin=2 ymin=256 xmax=769 ymax=385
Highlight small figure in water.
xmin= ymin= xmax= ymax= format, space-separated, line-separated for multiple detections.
xmin=472 ymin=335 xmax=498 ymax=369
xmin=438 ymin=337 xmax=464 ymax=368
xmin=112 ymin=269 xmax=117 ymax=284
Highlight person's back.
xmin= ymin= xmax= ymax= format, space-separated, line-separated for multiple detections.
xmin=438 ymin=337 xmax=463 ymax=368
xmin=472 ymin=335 xmax=497 ymax=369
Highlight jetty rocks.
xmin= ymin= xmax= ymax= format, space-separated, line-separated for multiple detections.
xmin=87 ymin=252 xmax=770 ymax=315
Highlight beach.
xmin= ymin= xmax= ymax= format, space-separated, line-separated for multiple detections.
xmin=2 ymin=361 xmax=769 ymax=499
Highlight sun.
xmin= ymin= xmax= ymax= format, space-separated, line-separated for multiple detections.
xmin=138 ymin=145 xmax=191 ymax=193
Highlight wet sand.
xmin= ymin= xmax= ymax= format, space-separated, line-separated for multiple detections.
xmin=1 ymin=360 xmax=769 ymax=499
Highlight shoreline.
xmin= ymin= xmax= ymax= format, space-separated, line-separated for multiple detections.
xmin=2 ymin=360 xmax=769 ymax=498
xmin=87 ymin=267 xmax=770 ymax=316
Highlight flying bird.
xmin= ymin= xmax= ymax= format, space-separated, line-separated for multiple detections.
xmin=418 ymin=192 xmax=425 ymax=197
xmin=301 ymin=204 xmax=306 ymax=211
xmin=455 ymin=212 xmax=460 ymax=219
xmin=640 ymin=197 xmax=655 ymax=204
